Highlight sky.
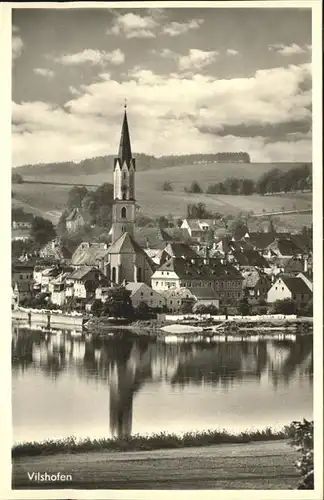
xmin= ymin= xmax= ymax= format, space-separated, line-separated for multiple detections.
xmin=12 ymin=6 xmax=312 ymax=167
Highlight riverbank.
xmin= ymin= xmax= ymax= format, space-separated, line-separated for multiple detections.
xmin=12 ymin=440 xmax=299 ymax=490
xmin=13 ymin=428 xmax=288 ymax=458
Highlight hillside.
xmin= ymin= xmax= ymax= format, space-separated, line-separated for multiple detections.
xmin=12 ymin=159 xmax=312 ymax=230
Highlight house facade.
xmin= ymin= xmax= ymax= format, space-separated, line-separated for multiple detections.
xmin=124 ymin=282 xmax=165 ymax=309
xmin=267 ymin=275 xmax=312 ymax=308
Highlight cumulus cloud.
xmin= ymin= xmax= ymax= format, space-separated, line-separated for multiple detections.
xmin=33 ymin=68 xmax=55 ymax=79
xmin=179 ymin=49 xmax=219 ymax=70
xmin=107 ymin=12 xmax=158 ymax=39
xmin=12 ymin=25 xmax=23 ymax=62
xmin=269 ymin=43 xmax=311 ymax=55
xmin=162 ymin=19 xmax=204 ymax=37
xmin=226 ymin=49 xmax=239 ymax=56
xmin=12 ymin=62 xmax=312 ymax=166
xmin=55 ymin=48 xmax=125 ymax=66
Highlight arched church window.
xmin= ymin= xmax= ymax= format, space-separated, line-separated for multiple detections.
xmin=112 ymin=267 xmax=116 ymax=282
xmin=121 ymin=207 xmax=127 ymax=218
xmin=123 ymin=172 xmax=126 ymax=180
xmin=122 ymin=193 xmax=126 ymax=200
xmin=137 ymin=266 xmax=142 ymax=282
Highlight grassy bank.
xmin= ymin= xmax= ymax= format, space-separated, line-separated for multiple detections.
xmin=13 ymin=427 xmax=288 ymax=458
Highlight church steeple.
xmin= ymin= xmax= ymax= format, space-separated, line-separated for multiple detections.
xmin=117 ymin=104 xmax=134 ymax=168
xmin=111 ymin=104 xmax=136 ymax=244
xmin=114 ymin=103 xmax=136 ymax=172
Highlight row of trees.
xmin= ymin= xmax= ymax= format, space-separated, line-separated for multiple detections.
xmin=177 ymin=164 xmax=312 ymax=197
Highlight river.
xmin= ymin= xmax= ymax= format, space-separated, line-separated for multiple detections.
xmin=12 ymin=325 xmax=313 ymax=444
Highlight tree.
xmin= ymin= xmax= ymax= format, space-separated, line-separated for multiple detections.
xmin=161 ymin=181 xmax=173 ymax=191
xmin=238 ymin=297 xmax=251 ymax=316
xmin=12 ymin=173 xmax=23 ymax=184
xmin=186 ymin=181 xmax=203 ymax=194
xmin=136 ymin=301 xmax=150 ymax=319
xmin=272 ymin=298 xmax=297 ymax=315
xmin=30 ymin=216 xmax=56 ymax=247
xmin=180 ymin=300 xmax=194 ymax=314
xmin=67 ymin=186 xmax=88 ymax=210
xmin=91 ymin=299 xmax=103 ymax=317
xmin=103 ymin=286 xmax=134 ymax=319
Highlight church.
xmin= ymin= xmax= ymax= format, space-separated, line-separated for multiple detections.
xmin=105 ymin=106 xmax=156 ymax=286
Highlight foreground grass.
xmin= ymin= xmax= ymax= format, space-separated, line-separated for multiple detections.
xmin=12 ymin=427 xmax=288 ymax=458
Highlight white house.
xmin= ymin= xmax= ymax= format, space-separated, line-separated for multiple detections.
xmin=181 ymin=219 xmax=217 ymax=239
xmin=125 ymin=282 xmax=165 ymax=309
xmin=267 ymin=275 xmax=312 ymax=308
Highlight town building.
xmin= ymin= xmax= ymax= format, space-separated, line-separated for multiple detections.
xmin=71 ymin=242 xmax=109 ymax=273
xmin=162 ymin=286 xmax=219 ymax=313
xmin=180 ymin=219 xmax=219 ymax=240
xmin=241 ymin=269 xmax=271 ymax=303
xmin=152 ymin=255 xmax=243 ymax=308
xmin=11 ymin=261 xmax=35 ymax=304
xmin=267 ymin=275 xmax=312 ymax=308
xmin=39 ymin=237 xmax=73 ymax=262
xmin=124 ymin=282 xmax=165 ymax=309
xmin=65 ymin=207 xmax=86 ymax=233
xmin=65 ymin=267 xmax=109 ymax=300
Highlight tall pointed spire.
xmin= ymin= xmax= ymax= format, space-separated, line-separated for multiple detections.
xmin=117 ymin=102 xmax=133 ymax=167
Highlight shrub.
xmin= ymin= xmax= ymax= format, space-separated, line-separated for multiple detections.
xmin=286 ymin=419 xmax=314 ymax=489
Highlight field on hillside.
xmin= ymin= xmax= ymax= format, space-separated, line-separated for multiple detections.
xmin=13 ymin=162 xmax=312 ymax=230
xmin=21 ymin=162 xmax=304 ymax=192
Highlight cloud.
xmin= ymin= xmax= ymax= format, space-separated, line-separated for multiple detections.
xmin=12 ymin=62 xmax=312 ymax=166
xmin=162 ymin=19 xmax=204 ymax=37
xmin=179 ymin=49 xmax=219 ymax=70
xmin=55 ymin=49 xmax=125 ymax=66
xmin=34 ymin=68 xmax=55 ymax=79
xmin=226 ymin=49 xmax=239 ymax=56
xmin=268 ymin=43 xmax=310 ymax=55
xmin=12 ymin=25 xmax=23 ymax=62
xmin=107 ymin=12 xmax=158 ymax=39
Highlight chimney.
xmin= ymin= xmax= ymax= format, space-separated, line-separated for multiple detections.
xmin=304 ymin=255 xmax=308 ymax=273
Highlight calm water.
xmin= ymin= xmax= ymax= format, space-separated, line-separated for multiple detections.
xmin=12 ymin=325 xmax=313 ymax=444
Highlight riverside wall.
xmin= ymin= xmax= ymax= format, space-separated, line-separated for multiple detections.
xmin=12 ymin=308 xmax=84 ymax=328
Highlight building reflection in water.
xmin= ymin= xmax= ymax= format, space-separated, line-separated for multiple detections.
xmin=12 ymin=326 xmax=313 ymax=439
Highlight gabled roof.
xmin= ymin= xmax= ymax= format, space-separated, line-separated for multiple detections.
xmin=71 ymin=242 xmax=109 ymax=266
xmin=232 ymin=249 xmax=269 ymax=268
xmin=66 ymin=207 xmax=84 ymax=222
xmin=108 ymin=232 xmax=144 ymax=254
xmin=285 ymin=256 xmax=306 ymax=272
xmin=125 ymin=282 xmax=146 ymax=296
xmin=133 ymin=226 xmax=171 ymax=249
xmin=68 ymin=266 xmax=105 ymax=281
xmin=279 ymin=275 xmax=312 ymax=294
xmin=163 ymin=242 xmax=199 ymax=260
xmin=39 ymin=238 xmax=73 ymax=261
xmin=157 ymin=256 xmax=242 ymax=281
xmin=189 ymin=287 xmax=219 ymax=300
xmin=243 ymin=232 xmax=275 ymax=249
xmin=276 ymin=238 xmax=303 ymax=256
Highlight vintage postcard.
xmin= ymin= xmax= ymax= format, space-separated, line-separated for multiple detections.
xmin=0 ymin=1 xmax=322 ymax=499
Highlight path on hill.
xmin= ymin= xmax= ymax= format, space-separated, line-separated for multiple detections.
xmin=12 ymin=198 xmax=61 ymax=224
xmin=12 ymin=440 xmax=299 ymax=490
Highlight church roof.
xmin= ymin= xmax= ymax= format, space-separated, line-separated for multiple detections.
xmin=108 ymin=232 xmax=146 ymax=255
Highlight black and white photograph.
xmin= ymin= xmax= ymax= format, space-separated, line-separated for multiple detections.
xmin=4 ymin=1 xmax=322 ymax=496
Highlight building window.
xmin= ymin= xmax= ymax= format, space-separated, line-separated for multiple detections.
xmin=150 ymin=292 xmax=153 ymax=296
xmin=155 ymin=281 xmax=159 ymax=286
xmin=112 ymin=267 xmax=116 ymax=282
xmin=121 ymin=207 xmax=127 ymax=219
xmin=170 ymin=300 xmax=172 ymax=304
xmin=122 ymin=193 xmax=126 ymax=200
xmin=137 ymin=266 xmax=142 ymax=282
xmin=123 ymin=172 xmax=126 ymax=180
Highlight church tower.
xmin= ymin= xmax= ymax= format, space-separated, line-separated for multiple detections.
xmin=111 ymin=104 xmax=136 ymax=243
